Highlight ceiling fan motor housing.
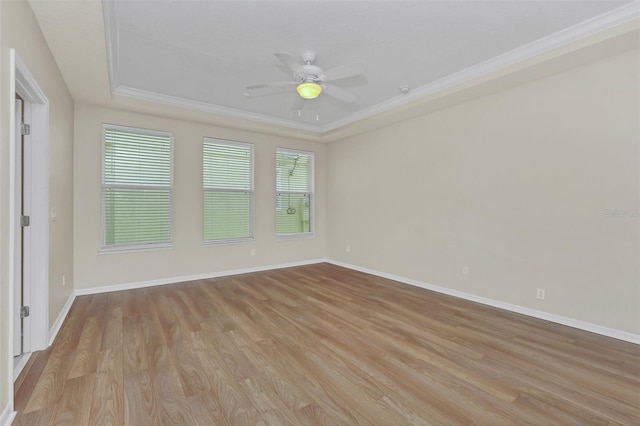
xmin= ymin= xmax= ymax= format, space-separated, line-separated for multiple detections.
xmin=297 ymin=64 xmax=323 ymax=82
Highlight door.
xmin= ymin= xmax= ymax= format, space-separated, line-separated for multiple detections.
xmin=13 ymin=95 xmax=32 ymax=358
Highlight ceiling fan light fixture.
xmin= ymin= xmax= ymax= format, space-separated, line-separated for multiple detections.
xmin=296 ymin=82 xmax=322 ymax=99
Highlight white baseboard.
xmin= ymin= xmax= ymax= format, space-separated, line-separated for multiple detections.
xmin=62 ymin=257 xmax=640 ymax=344
xmin=13 ymin=352 xmax=32 ymax=381
xmin=0 ymin=402 xmax=15 ymax=426
xmin=48 ymin=292 xmax=76 ymax=346
xmin=74 ymin=258 xmax=328 ymax=296
xmin=326 ymin=259 xmax=640 ymax=345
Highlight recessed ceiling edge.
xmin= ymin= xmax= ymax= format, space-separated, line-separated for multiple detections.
xmin=103 ymin=2 xmax=639 ymax=136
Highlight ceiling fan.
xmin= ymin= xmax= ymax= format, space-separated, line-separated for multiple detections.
xmin=245 ymin=51 xmax=365 ymax=109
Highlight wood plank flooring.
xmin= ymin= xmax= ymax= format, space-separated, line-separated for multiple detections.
xmin=14 ymin=263 xmax=640 ymax=425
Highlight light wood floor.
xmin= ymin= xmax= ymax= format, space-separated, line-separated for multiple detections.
xmin=14 ymin=263 xmax=640 ymax=425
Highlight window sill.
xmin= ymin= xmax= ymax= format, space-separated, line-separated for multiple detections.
xmin=99 ymin=243 xmax=174 ymax=255
xmin=202 ymin=237 xmax=255 ymax=247
xmin=276 ymin=233 xmax=315 ymax=241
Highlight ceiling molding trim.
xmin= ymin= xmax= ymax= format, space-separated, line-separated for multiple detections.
xmin=321 ymin=3 xmax=640 ymax=133
xmin=103 ymin=0 xmax=120 ymax=95
xmin=103 ymin=2 xmax=638 ymax=135
xmin=113 ymin=86 xmax=323 ymax=133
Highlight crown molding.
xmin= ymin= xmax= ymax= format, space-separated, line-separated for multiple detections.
xmin=103 ymin=0 xmax=120 ymax=97
xmin=113 ymin=86 xmax=323 ymax=134
xmin=103 ymin=0 xmax=321 ymax=134
xmin=322 ymin=2 xmax=640 ymax=133
xmin=104 ymin=2 xmax=639 ymax=136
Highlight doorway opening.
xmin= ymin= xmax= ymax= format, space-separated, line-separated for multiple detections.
xmin=12 ymin=93 xmax=32 ymax=370
xmin=9 ymin=49 xmax=50 ymax=389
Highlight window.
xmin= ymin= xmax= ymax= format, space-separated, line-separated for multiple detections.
xmin=276 ymin=148 xmax=314 ymax=237
xmin=102 ymin=124 xmax=173 ymax=252
xmin=203 ymin=138 xmax=254 ymax=244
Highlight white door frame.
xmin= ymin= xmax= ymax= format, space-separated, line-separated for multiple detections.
xmin=8 ymin=49 xmax=50 ymax=391
xmin=12 ymin=97 xmax=31 ymax=359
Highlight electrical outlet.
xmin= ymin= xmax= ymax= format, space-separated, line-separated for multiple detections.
xmin=537 ymin=288 xmax=545 ymax=300
xmin=62 ymin=274 xmax=66 ymax=287
xmin=462 ymin=266 xmax=469 ymax=275
xmin=346 ymin=245 xmax=351 ymax=253
xmin=250 ymin=249 xmax=255 ymax=256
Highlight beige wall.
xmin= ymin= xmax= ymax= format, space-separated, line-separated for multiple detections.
xmin=73 ymin=103 xmax=326 ymax=289
xmin=327 ymin=48 xmax=640 ymax=335
xmin=0 ymin=0 xmax=74 ymax=413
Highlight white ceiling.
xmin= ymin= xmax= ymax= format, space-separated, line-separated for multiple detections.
xmin=30 ymin=1 xmax=638 ymax=136
xmin=102 ymin=0 xmax=632 ymax=131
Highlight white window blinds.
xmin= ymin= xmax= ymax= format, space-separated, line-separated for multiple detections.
xmin=102 ymin=125 xmax=173 ymax=251
xmin=203 ymin=139 xmax=254 ymax=243
xmin=276 ymin=149 xmax=313 ymax=236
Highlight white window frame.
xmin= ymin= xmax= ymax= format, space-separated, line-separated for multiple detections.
xmin=100 ymin=123 xmax=174 ymax=254
xmin=203 ymin=138 xmax=255 ymax=246
xmin=276 ymin=147 xmax=315 ymax=240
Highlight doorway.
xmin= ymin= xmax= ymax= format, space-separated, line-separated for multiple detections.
xmin=12 ymin=94 xmax=32 ymax=367
xmin=9 ymin=50 xmax=50 ymax=386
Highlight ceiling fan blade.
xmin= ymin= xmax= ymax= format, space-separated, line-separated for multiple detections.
xmin=322 ymin=84 xmax=358 ymax=103
xmin=274 ymin=53 xmax=301 ymax=74
xmin=246 ymin=81 xmax=295 ymax=90
xmin=321 ymin=63 xmax=365 ymax=81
